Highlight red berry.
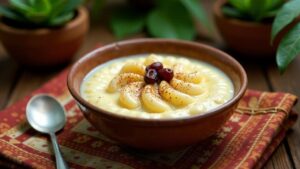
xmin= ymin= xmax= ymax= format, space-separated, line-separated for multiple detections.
xmin=146 ymin=62 xmax=163 ymax=71
xmin=158 ymin=68 xmax=174 ymax=82
xmin=144 ymin=69 xmax=158 ymax=84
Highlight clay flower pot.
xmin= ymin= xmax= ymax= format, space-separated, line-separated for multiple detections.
xmin=213 ymin=0 xmax=276 ymax=58
xmin=0 ymin=7 xmax=89 ymax=68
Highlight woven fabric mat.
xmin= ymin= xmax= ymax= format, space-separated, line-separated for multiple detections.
xmin=0 ymin=69 xmax=297 ymax=169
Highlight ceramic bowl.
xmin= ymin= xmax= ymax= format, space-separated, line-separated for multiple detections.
xmin=67 ymin=39 xmax=247 ymax=151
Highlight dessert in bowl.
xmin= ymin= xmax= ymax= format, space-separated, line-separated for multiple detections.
xmin=81 ymin=54 xmax=234 ymax=119
xmin=67 ymin=39 xmax=247 ymax=151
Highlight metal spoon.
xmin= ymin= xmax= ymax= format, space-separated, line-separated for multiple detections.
xmin=26 ymin=94 xmax=69 ymax=169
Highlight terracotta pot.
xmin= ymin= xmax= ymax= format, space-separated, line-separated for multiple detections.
xmin=0 ymin=7 xmax=89 ymax=68
xmin=67 ymin=39 xmax=247 ymax=151
xmin=213 ymin=0 xmax=277 ymax=58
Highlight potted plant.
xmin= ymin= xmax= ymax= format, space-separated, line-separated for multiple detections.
xmin=214 ymin=0 xmax=300 ymax=73
xmin=0 ymin=0 xmax=89 ymax=68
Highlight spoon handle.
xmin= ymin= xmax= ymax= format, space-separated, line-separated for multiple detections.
xmin=50 ymin=133 xmax=69 ymax=169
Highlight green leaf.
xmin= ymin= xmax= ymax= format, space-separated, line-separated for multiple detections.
xmin=228 ymin=0 xmax=250 ymax=12
xmin=271 ymin=0 xmax=300 ymax=42
xmin=179 ymin=0 xmax=213 ymax=33
xmin=24 ymin=0 xmax=51 ymax=23
xmin=49 ymin=0 xmax=83 ymax=26
xmin=32 ymin=0 xmax=51 ymax=13
xmin=227 ymin=0 xmax=284 ymax=22
xmin=28 ymin=0 xmax=35 ymax=6
xmin=10 ymin=0 xmax=51 ymax=24
xmin=48 ymin=12 xmax=74 ymax=26
xmin=276 ymin=23 xmax=300 ymax=73
xmin=0 ymin=5 xmax=24 ymax=21
xmin=146 ymin=3 xmax=196 ymax=40
xmin=110 ymin=7 xmax=146 ymax=39
xmin=61 ymin=0 xmax=83 ymax=13
xmin=249 ymin=0 xmax=269 ymax=21
xmin=10 ymin=0 xmax=31 ymax=12
xmin=48 ymin=1 xmax=65 ymax=19
xmin=0 ymin=0 xmax=81 ymax=27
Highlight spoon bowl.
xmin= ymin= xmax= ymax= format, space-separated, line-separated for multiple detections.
xmin=26 ymin=94 xmax=69 ymax=169
xmin=26 ymin=94 xmax=66 ymax=133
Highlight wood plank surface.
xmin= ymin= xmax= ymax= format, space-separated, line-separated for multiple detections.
xmin=6 ymin=70 xmax=58 ymax=107
xmin=263 ymin=144 xmax=293 ymax=169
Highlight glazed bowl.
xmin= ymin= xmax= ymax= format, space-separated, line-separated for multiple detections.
xmin=67 ymin=39 xmax=247 ymax=151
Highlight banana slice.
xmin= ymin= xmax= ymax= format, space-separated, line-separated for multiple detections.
xmin=120 ymin=62 xmax=146 ymax=76
xmin=144 ymin=54 xmax=161 ymax=66
xmin=159 ymin=81 xmax=195 ymax=107
xmin=141 ymin=85 xmax=171 ymax=113
xmin=175 ymin=72 xmax=203 ymax=84
xmin=119 ymin=82 xmax=144 ymax=109
xmin=170 ymin=78 xmax=204 ymax=96
xmin=107 ymin=73 xmax=143 ymax=93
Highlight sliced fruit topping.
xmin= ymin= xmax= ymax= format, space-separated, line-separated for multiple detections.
xmin=107 ymin=73 xmax=144 ymax=93
xmin=170 ymin=78 xmax=203 ymax=96
xmin=119 ymin=82 xmax=144 ymax=109
xmin=159 ymin=81 xmax=194 ymax=107
xmin=141 ymin=85 xmax=171 ymax=113
xmin=106 ymin=55 xmax=206 ymax=112
xmin=121 ymin=62 xmax=146 ymax=75
xmin=175 ymin=72 xmax=203 ymax=84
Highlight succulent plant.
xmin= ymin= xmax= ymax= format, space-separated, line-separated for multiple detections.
xmin=0 ymin=0 xmax=83 ymax=28
xmin=222 ymin=0 xmax=285 ymax=22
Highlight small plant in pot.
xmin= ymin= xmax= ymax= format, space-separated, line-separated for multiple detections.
xmin=214 ymin=0 xmax=300 ymax=73
xmin=0 ymin=0 xmax=89 ymax=68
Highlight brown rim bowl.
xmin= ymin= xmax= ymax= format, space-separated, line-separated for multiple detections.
xmin=67 ymin=39 xmax=248 ymax=151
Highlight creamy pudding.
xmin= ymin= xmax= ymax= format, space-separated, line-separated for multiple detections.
xmin=80 ymin=54 xmax=234 ymax=119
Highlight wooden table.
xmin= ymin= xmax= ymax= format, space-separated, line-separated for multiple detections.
xmin=0 ymin=4 xmax=299 ymax=169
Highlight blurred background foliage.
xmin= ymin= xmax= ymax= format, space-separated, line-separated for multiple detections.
xmin=87 ymin=0 xmax=213 ymax=40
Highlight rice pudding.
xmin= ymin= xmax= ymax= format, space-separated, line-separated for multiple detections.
xmin=81 ymin=54 xmax=234 ymax=119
